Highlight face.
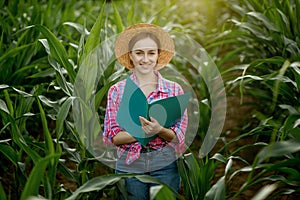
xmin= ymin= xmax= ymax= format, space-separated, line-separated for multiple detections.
xmin=129 ymin=37 xmax=159 ymax=74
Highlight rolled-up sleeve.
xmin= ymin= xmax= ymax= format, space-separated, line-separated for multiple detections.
xmin=170 ymin=110 xmax=187 ymax=153
xmin=103 ymin=85 xmax=122 ymax=144
xmin=170 ymin=84 xmax=188 ymax=153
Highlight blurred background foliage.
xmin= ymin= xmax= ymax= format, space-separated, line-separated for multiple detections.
xmin=0 ymin=0 xmax=300 ymax=199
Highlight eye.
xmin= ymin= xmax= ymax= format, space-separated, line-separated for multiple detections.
xmin=133 ymin=51 xmax=143 ymax=55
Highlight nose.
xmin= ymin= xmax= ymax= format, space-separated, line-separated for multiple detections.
xmin=142 ymin=53 xmax=149 ymax=62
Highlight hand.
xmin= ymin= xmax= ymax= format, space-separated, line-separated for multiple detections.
xmin=139 ymin=116 xmax=163 ymax=135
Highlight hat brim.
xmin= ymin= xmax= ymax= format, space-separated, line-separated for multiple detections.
xmin=114 ymin=23 xmax=175 ymax=70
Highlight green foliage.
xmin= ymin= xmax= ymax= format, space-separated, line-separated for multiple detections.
xmin=1 ymin=0 xmax=300 ymax=199
xmin=0 ymin=0 xmax=111 ymax=198
xmin=207 ymin=0 xmax=300 ymax=199
xmin=20 ymin=154 xmax=60 ymax=200
xmin=1 ymin=0 xmax=192 ymax=199
xmin=178 ymin=153 xmax=216 ymax=200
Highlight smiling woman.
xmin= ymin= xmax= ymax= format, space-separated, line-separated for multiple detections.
xmin=103 ymin=23 xmax=188 ymax=199
xmin=129 ymin=37 xmax=159 ymax=80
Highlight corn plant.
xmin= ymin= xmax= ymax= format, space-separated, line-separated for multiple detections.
xmin=205 ymin=0 xmax=300 ymax=199
xmin=0 ymin=0 xmax=111 ymax=199
xmin=1 ymin=0 xmax=200 ymax=199
xmin=6 ymin=0 xmax=297 ymax=199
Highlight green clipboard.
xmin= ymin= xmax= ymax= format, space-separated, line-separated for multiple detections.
xmin=116 ymin=78 xmax=190 ymax=146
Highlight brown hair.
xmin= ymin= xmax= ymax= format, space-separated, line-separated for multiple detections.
xmin=128 ymin=32 xmax=161 ymax=52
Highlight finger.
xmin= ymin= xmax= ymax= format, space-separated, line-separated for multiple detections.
xmin=150 ymin=117 xmax=160 ymax=125
xmin=139 ymin=116 xmax=148 ymax=123
xmin=139 ymin=116 xmax=152 ymax=126
xmin=139 ymin=116 xmax=147 ymax=125
xmin=142 ymin=126 xmax=150 ymax=134
xmin=150 ymin=117 xmax=156 ymax=122
xmin=150 ymin=117 xmax=160 ymax=127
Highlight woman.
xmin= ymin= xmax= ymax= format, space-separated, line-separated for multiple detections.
xmin=103 ymin=23 xmax=188 ymax=199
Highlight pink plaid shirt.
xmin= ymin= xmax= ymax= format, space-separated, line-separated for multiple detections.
xmin=103 ymin=71 xmax=188 ymax=165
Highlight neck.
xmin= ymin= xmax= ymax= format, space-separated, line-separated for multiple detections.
xmin=134 ymin=71 xmax=157 ymax=85
xmin=133 ymin=71 xmax=158 ymax=97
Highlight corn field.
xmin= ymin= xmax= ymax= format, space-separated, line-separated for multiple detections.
xmin=0 ymin=0 xmax=300 ymax=199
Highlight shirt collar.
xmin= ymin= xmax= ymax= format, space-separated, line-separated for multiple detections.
xmin=155 ymin=71 xmax=169 ymax=93
xmin=130 ymin=71 xmax=169 ymax=93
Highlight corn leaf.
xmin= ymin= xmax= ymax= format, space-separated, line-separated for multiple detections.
xmin=150 ymin=185 xmax=175 ymax=200
xmin=0 ymin=99 xmax=10 ymax=114
xmin=251 ymin=182 xmax=279 ymax=200
xmin=37 ymin=97 xmax=55 ymax=157
xmin=247 ymin=11 xmax=279 ymax=32
xmin=112 ymin=1 xmax=124 ymax=33
xmin=0 ymin=182 xmax=6 ymax=200
xmin=65 ymin=174 xmax=123 ymax=200
xmin=34 ymin=25 xmax=76 ymax=83
xmin=56 ymin=97 xmax=75 ymax=140
xmin=0 ymin=144 xmax=18 ymax=166
xmin=83 ymin=1 xmax=106 ymax=56
xmin=0 ymin=43 xmax=34 ymax=65
xmin=271 ymin=60 xmax=290 ymax=111
xmin=257 ymin=140 xmax=300 ymax=164
xmin=20 ymin=153 xmax=60 ymax=200
xmin=5 ymin=113 xmax=40 ymax=164
xmin=204 ymin=176 xmax=225 ymax=200
xmin=127 ymin=0 xmax=135 ymax=25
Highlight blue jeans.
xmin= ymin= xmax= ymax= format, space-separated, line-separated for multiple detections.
xmin=115 ymin=146 xmax=180 ymax=200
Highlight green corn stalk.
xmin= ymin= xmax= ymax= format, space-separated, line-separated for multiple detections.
xmin=20 ymin=153 xmax=60 ymax=200
xmin=178 ymin=152 xmax=215 ymax=200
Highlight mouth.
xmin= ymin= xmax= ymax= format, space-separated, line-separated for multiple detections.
xmin=139 ymin=64 xmax=152 ymax=68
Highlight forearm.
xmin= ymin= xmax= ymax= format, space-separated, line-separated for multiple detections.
xmin=113 ymin=131 xmax=137 ymax=146
xmin=157 ymin=127 xmax=177 ymax=142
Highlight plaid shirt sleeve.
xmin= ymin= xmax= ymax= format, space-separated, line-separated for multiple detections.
xmin=103 ymin=83 xmax=123 ymax=144
xmin=169 ymin=83 xmax=188 ymax=154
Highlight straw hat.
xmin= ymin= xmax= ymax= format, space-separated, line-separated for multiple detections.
xmin=114 ymin=23 xmax=175 ymax=70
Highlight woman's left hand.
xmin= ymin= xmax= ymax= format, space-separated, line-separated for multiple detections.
xmin=139 ymin=116 xmax=163 ymax=135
